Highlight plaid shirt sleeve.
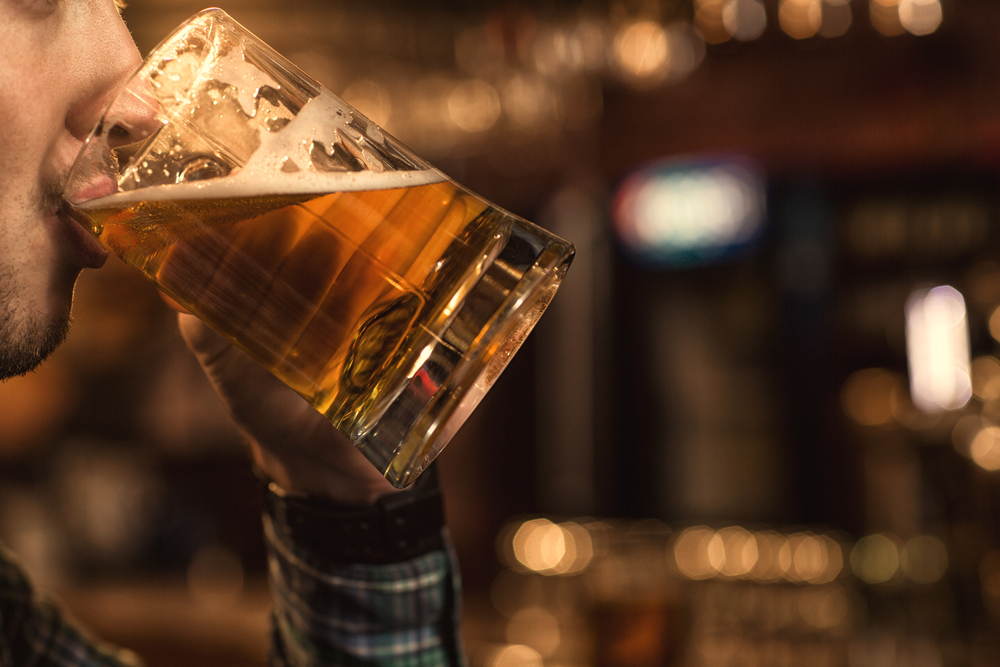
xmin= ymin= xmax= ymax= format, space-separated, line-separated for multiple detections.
xmin=0 ymin=545 xmax=142 ymax=667
xmin=262 ymin=513 xmax=465 ymax=667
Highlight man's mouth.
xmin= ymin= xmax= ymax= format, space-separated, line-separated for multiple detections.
xmin=55 ymin=205 xmax=110 ymax=269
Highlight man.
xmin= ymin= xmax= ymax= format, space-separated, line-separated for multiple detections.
xmin=0 ymin=0 xmax=463 ymax=664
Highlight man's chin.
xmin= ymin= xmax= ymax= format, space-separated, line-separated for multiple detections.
xmin=0 ymin=312 xmax=70 ymax=380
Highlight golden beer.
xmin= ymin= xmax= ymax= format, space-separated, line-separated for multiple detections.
xmin=69 ymin=172 xmax=571 ymax=484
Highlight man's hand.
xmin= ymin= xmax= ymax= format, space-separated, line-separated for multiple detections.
xmin=176 ymin=312 xmax=401 ymax=506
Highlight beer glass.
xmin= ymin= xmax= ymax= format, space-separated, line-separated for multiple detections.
xmin=63 ymin=9 xmax=574 ymax=488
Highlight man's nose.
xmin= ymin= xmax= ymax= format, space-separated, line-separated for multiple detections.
xmin=96 ymin=81 xmax=163 ymax=150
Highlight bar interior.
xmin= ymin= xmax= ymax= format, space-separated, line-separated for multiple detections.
xmin=2 ymin=0 xmax=999 ymax=664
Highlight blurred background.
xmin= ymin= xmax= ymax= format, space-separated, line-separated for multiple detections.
xmin=4 ymin=0 xmax=1000 ymax=664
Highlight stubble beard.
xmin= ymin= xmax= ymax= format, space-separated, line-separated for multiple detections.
xmin=0 ymin=267 xmax=71 ymax=380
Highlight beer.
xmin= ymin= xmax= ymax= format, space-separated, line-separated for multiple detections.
xmin=64 ymin=9 xmax=574 ymax=486
xmin=68 ymin=170 xmax=569 ymax=482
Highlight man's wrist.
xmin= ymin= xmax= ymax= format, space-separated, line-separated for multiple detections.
xmin=258 ymin=465 xmax=446 ymax=565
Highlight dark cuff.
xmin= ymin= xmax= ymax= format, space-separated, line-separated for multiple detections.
xmin=258 ymin=466 xmax=446 ymax=565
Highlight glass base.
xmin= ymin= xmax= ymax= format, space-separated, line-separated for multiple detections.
xmin=349 ymin=215 xmax=574 ymax=488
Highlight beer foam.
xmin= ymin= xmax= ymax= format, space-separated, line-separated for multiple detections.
xmin=83 ymin=89 xmax=444 ymax=208
xmin=78 ymin=166 xmax=446 ymax=208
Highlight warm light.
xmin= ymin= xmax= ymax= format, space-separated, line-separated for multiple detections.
xmin=780 ymin=532 xmax=828 ymax=582
xmin=512 ymin=519 xmax=566 ymax=573
xmin=817 ymin=535 xmax=845 ymax=584
xmin=559 ymin=522 xmax=595 ymax=574
xmin=970 ymin=426 xmax=1000 ymax=471
xmin=900 ymin=535 xmax=949 ymax=584
xmin=448 ymin=79 xmax=501 ymax=132
xmin=779 ymin=0 xmax=822 ymax=39
xmin=694 ymin=0 xmax=732 ymax=44
xmin=851 ymin=534 xmax=900 ymax=584
xmin=613 ymin=21 xmax=671 ymax=81
xmin=506 ymin=608 xmax=561 ymax=657
xmin=973 ymin=356 xmax=1000 ymax=401
xmin=717 ymin=526 xmax=759 ymax=577
xmin=749 ymin=531 xmax=785 ymax=581
xmin=870 ymin=0 xmax=905 ymax=36
xmin=673 ymin=526 xmax=717 ymax=579
xmin=487 ymin=644 xmax=544 ymax=667
xmin=905 ymin=286 xmax=972 ymax=413
xmin=819 ymin=0 xmax=853 ymax=38
xmin=723 ymin=0 xmax=768 ymax=42
xmin=952 ymin=415 xmax=985 ymax=458
xmin=899 ymin=0 xmax=942 ymax=36
xmin=507 ymin=519 xmax=594 ymax=575
xmin=841 ymin=368 xmax=904 ymax=426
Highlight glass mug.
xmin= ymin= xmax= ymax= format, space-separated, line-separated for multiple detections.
xmin=64 ymin=9 xmax=574 ymax=488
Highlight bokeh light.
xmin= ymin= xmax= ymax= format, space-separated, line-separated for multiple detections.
xmin=512 ymin=519 xmax=566 ymax=573
xmin=952 ymin=415 xmax=987 ymax=458
xmin=694 ymin=0 xmax=733 ymax=44
xmin=819 ymin=0 xmax=853 ymax=38
xmin=905 ymin=286 xmax=972 ymax=413
xmin=871 ymin=0 xmax=906 ymax=36
xmin=673 ymin=526 xmax=718 ymax=580
xmin=714 ymin=526 xmax=758 ymax=577
xmin=851 ymin=534 xmax=900 ymax=584
xmin=723 ymin=0 xmax=768 ymax=42
xmin=899 ymin=0 xmax=943 ymax=36
xmin=970 ymin=426 xmax=1000 ymax=471
xmin=972 ymin=356 xmax=1000 ymax=401
xmin=673 ymin=527 xmax=842 ymax=584
xmin=447 ymin=79 xmax=502 ymax=132
xmin=613 ymin=20 xmax=671 ymax=82
xmin=486 ymin=644 xmax=544 ymax=667
xmin=779 ymin=0 xmax=823 ymax=39
xmin=507 ymin=519 xmax=595 ymax=575
xmin=612 ymin=157 xmax=766 ymax=267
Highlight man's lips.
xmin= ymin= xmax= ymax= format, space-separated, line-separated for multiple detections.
xmin=56 ymin=207 xmax=110 ymax=269
xmin=56 ymin=174 xmax=118 ymax=269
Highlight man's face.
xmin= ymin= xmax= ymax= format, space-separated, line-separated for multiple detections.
xmin=0 ymin=0 xmax=140 ymax=379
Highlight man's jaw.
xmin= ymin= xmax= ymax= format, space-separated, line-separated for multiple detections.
xmin=0 ymin=277 xmax=71 ymax=380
